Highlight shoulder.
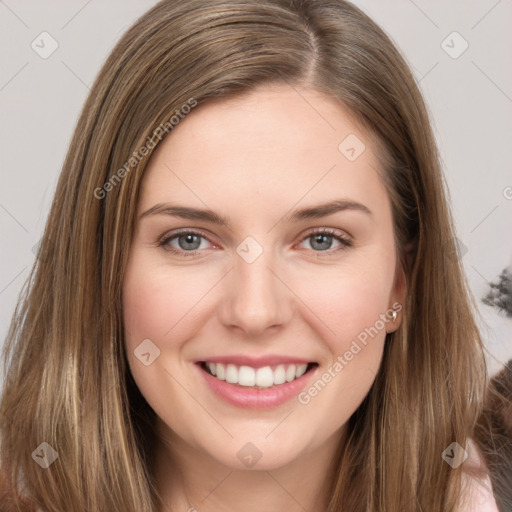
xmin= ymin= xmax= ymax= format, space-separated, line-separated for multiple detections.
xmin=0 ymin=464 xmax=39 ymax=512
xmin=457 ymin=438 xmax=499 ymax=512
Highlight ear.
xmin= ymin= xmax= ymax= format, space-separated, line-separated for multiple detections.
xmin=385 ymin=252 xmax=408 ymax=334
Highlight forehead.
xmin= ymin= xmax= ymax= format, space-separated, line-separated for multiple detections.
xmin=138 ymin=84 xmax=388 ymax=220
xmin=155 ymin=84 xmax=373 ymax=159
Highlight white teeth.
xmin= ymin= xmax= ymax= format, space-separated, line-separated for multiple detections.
xmin=204 ymin=362 xmax=311 ymax=387
xmin=225 ymin=364 xmax=238 ymax=384
xmin=273 ymin=364 xmax=286 ymax=385
xmin=296 ymin=363 xmax=308 ymax=378
xmin=216 ymin=363 xmax=225 ymax=380
xmin=285 ymin=365 xmax=296 ymax=382
xmin=238 ymin=366 xmax=256 ymax=386
xmin=255 ymin=366 xmax=274 ymax=388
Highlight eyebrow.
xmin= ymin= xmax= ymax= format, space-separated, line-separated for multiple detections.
xmin=139 ymin=199 xmax=372 ymax=226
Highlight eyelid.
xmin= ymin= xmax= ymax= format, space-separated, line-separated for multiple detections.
xmin=297 ymin=227 xmax=353 ymax=254
xmin=158 ymin=226 xmax=353 ymax=256
xmin=158 ymin=228 xmax=216 ymax=253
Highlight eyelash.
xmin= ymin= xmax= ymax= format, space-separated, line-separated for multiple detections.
xmin=157 ymin=228 xmax=353 ymax=258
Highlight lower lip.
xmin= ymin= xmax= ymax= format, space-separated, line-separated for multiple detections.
xmin=195 ymin=362 xmax=318 ymax=409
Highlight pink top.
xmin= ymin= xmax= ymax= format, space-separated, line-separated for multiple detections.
xmin=458 ymin=438 xmax=500 ymax=511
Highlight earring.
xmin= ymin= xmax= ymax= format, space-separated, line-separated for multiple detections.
xmin=391 ymin=310 xmax=397 ymax=321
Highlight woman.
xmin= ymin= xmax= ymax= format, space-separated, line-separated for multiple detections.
xmin=0 ymin=0 xmax=505 ymax=510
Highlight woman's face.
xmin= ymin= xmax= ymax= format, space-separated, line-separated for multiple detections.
xmin=122 ymin=84 xmax=406 ymax=470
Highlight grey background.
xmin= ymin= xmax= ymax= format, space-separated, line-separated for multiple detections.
xmin=1 ymin=0 xmax=511 ymax=381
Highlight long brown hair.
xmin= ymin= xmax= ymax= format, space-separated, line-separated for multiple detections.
xmin=0 ymin=1 xmax=491 ymax=510
xmin=474 ymin=360 xmax=512 ymax=511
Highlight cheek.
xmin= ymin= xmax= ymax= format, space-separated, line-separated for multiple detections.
xmin=122 ymin=258 xmax=203 ymax=350
xmin=293 ymin=253 xmax=396 ymax=352
xmin=291 ymin=266 xmax=393 ymax=422
xmin=121 ymin=257 xmax=207 ymax=417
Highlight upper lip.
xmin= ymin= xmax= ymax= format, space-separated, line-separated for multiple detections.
xmin=196 ymin=354 xmax=315 ymax=368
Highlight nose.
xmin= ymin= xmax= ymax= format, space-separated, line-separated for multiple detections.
xmin=218 ymin=246 xmax=294 ymax=337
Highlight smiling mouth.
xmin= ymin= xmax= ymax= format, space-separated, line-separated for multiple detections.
xmin=198 ymin=361 xmax=318 ymax=389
